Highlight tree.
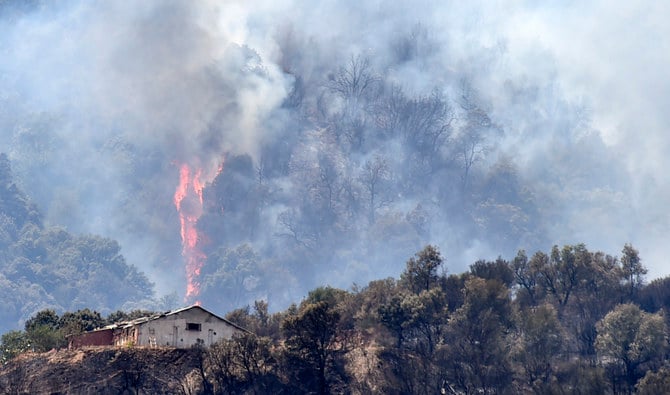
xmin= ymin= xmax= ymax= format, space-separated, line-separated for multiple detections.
xmin=377 ymin=287 xmax=448 ymax=395
xmin=25 ymin=323 xmax=65 ymax=352
xmin=400 ymin=245 xmax=443 ymax=294
xmin=637 ymin=276 xmax=670 ymax=313
xmin=58 ymin=309 xmax=105 ymax=336
xmin=325 ymin=55 xmax=381 ymax=151
xmin=0 ymin=330 xmax=30 ymax=363
xmin=512 ymin=303 xmax=566 ymax=393
xmin=470 ymin=257 xmax=514 ymax=287
xmin=328 ymin=55 xmax=380 ymax=105
xmin=512 ymin=250 xmax=542 ymax=307
xmin=444 ymin=277 xmax=513 ymax=394
xmin=378 ymin=293 xmax=411 ymax=349
xmin=621 ymin=244 xmax=647 ymax=300
xmin=455 ymin=82 xmax=494 ymax=190
xmin=391 ymin=23 xmax=433 ymax=63
xmin=281 ymin=301 xmax=348 ymax=394
xmin=377 ymin=86 xmax=453 ymax=174
xmin=204 ymin=336 xmax=240 ymax=394
xmin=537 ymin=245 xmax=587 ymax=312
xmin=570 ymin=249 xmax=622 ymax=358
xmin=636 ymin=365 xmax=670 ymax=395
xmin=24 ymin=309 xmax=59 ymax=333
xmin=358 ymin=155 xmax=392 ymax=223
xmin=596 ymin=303 xmax=667 ymax=393
xmin=206 ymin=333 xmax=283 ymax=395
xmin=200 ymin=244 xmax=277 ymax=313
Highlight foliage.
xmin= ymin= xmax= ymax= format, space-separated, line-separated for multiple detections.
xmin=399 ymin=245 xmax=443 ymax=294
xmin=281 ymin=300 xmax=349 ymax=394
xmin=3 ymin=242 xmax=670 ymax=394
xmin=0 ymin=330 xmax=30 ymax=363
xmin=511 ymin=303 xmax=565 ymax=393
xmin=59 ymin=309 xmax=105 ymax=336
xmin=621 ymin=244 xmax=647 ymax=299
xmin=0 ymin=5 xmax=667 ymax=392
xmin=596 ymin=303 xmax=667 ymax=393
xmin=470 ymin=257 xmax=514 ymax=287
xmin=205 ymin=333 xmax=283 ymax=394
xmin=636 ymin=365 xmax=670 ymax=395
xmin=0 ymin=155 xmax=156 ymax=333
xmin=444 ymin=277 xmax=513 ymax=394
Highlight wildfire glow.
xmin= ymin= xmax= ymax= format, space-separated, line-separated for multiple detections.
xmin=174 ymin=163 xmax=206 ymax=302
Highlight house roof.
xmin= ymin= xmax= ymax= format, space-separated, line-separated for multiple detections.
xmin=164 ymin=305 xmax=251 ymax=333
xmin=106 ymin=304 xmax=251 ymax=334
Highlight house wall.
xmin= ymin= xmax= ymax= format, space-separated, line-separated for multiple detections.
xmin=134 ymin=308 xmax=241 ymax=348
xmin=113 ymin=326 xmax=139 ymax=347
xmin=69 ymin=329 xmax=113 ymax=348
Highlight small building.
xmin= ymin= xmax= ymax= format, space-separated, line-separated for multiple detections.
xmin=68 ymin=327 xmax=114 ymax=348
xmin=69 ymin=305 xmax=248 ymax=349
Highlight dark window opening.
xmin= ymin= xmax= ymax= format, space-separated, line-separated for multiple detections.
xmin=186 ymin=323 xmax=202 ymax=331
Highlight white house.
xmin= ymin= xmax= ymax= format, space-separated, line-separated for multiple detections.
xmin=114 ymin=305 xmax=249 ymax=348
xmin=69 ymin=305 xmax=249 ymax=349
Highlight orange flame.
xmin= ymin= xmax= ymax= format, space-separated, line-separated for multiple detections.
xmin=174 ymin=163 xmax=206 ymax=302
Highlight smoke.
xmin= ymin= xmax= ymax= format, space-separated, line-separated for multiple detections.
xmin=1 ymin=0 xmax=669 ymax=307
xmin=0 ymin=0 xmax=291 ymax=295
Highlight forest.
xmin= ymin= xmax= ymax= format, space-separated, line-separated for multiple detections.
xmin=2 ymin=150 xmax=670 ymax=393
xmin=1 ymin=0 xmax=662 ymax=319
xmin=3 ymin=244 xmax=670 ymax=394
xmin=1 ymin=1 xmax=670 ymax=393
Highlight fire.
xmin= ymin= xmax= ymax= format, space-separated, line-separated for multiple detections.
xmin=174 ymin=163 xmax=206 ymax=302
xmin=173 ymin=158 xmax=224 ymax=303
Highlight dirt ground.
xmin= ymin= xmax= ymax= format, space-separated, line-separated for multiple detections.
xmin=0 ymin=346 xmax=205 ymax=394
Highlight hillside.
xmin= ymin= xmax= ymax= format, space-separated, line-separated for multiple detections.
xmin=0 ymin=347 xmax=203 ymax=394
xmin=3 ymin=244 xmax=670 ymax=394
xmin=2 ymin=0 xmax=668 ymax=321
xmin=2 ymin=2 xmax=670 ymax=393
xmin=0 ymin=154 xmax=158 ymax=333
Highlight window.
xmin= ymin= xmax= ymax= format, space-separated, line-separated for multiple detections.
xmin=186 ymin=322 xmax=201 ymax=331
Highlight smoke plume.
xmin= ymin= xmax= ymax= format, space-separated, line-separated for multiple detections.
xmin=1 ymin=0 xmax=669 ymax=308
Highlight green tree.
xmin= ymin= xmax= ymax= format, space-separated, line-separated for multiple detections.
xmin=637 ymin=276 xmax=670 ymax=313
xmin=200 ymin=244 xmax=287 ymax=313
xmin=59 ymin=308 xmax=105 ymax=336
xmin=512 ymin=303 xmax=565 ymax=393
xmin=621 ymin=244 xmax=647 ymax=300
xmin=0 ymin=330 xmax=30 ymax=362
xmin=557 ymin=362 xmax=608 ymax=395
xmin=206 ymin=333 xmax=283 ymax=395
xmin=541 ymin=245 xmax=587 ymax=310
xmin=595 ymin=303 xmax=667 ymax=393
xmin=444 ymin=277 xmax=513 ymax=394
xmin=24 ymin=309 xmax=59 ymax=332
xmin=378 ymin=293 xmax=412 ymax=349
xmin=377 ymin=288 xmax=448 ymax=395
xmin=470 ymin=257 xmax=514 ymax=287
xmin=400 ymin=245 xmax=443 ymax=294
xmin=25 ymin=325 xmax=64 ymax=352
xmin=512 ymin=250 xmax=542 ymax=307
xmin=636 ymin=365 xmax=670 ymax=395
xmin=348 ymin=277 xmax=397 ymax=331
xmin=281 ymin=301 xmax=348 ymax=394
xmin=569 ymin=249 xmax=622 ymax=358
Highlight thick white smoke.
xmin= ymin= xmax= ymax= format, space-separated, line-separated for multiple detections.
xmin=1 ymin=0 xmax=669 ymax=303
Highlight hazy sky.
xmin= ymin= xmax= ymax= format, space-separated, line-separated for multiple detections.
xmin=1 ymin=0 xmax=669 ymax=293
